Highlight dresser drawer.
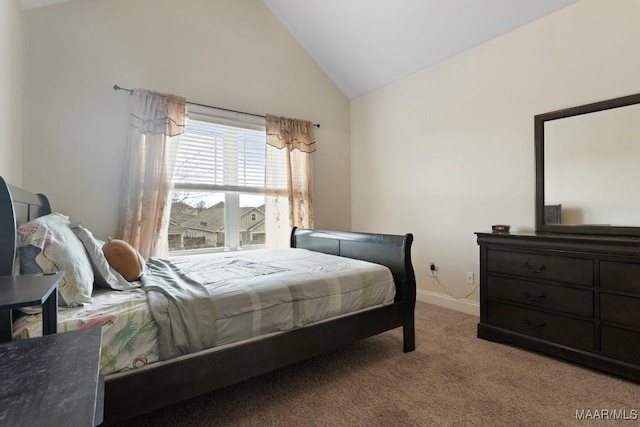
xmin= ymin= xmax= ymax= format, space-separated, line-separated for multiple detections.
xmin=487 ymin=276 xmax=593 ymax=317
xmin=600 ymin=261 xmax=640 ymax=292
xmin=487 ymin=250 xmax=592 ymax=286
xmin=600 ymin=293 xmax=640 ymax=328
xmin=487 ymin=300 xmax=594 ymax=349
xmin=601 ymin=326 xmax=640 ymax=364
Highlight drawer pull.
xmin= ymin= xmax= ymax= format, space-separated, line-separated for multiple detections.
xmin=524 ymin=318 xmax=546 ymax=329
xmin=523 ymin=262 xmax=546 ymax=274
xmin=523 ymin=290 xmax=546 ymax=302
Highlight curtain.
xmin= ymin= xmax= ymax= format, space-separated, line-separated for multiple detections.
xmin=265 ymin=114 xmax=316 ymax=249
xmin=117 ymin=89 xmax=186 ymax=259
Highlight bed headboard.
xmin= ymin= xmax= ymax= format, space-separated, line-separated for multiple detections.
xmin=290 ymin=227 xmax=415 ymax=303
xmin=0 ymin=177 xmax=51 ymax=276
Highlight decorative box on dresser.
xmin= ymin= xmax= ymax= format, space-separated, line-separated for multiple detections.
xmin=476 ymin=231 xmax=640 ymax=381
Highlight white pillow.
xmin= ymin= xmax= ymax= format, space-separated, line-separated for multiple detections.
xmin=17 ymin=213 xmax=93 ymax=306
xmin=72 ymin=225 xmax=141 ymax=291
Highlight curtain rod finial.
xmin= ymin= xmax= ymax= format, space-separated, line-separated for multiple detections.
xmin=114 ymin=84 xmax=133 ymax=94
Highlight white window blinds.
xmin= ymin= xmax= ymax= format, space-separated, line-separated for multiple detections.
xmin=173 ymin=104 xmax=266 ymax=193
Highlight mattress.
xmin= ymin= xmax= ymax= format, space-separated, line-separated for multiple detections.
xmin=13 ymin=248 xmax=396 ymax=375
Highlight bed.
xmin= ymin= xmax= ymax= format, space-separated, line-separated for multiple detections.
xmin=0 ymin=176 xmax=416 ymax=425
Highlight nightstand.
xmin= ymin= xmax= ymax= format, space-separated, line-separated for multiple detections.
xmin=0 ymin=272 xmax=63 ymax=342
xmin=0 ymin=327 xmax=104 ymax=426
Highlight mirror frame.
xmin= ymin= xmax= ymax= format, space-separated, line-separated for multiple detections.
xmin=535 ymin=92 xmax=640 ymax=237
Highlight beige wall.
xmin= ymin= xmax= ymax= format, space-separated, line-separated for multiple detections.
xmin=0 ymin=0 xmax=23 ymax=186
xmin=350 ymin=0 xmax=640 ymax=309
xmin=22 ymin=0 xmax=350 ymax=240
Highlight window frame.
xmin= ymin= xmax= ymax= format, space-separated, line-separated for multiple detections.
xmin=169 ymin=104 xmax=267 ymax=254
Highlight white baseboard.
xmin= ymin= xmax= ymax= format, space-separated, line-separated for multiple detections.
xmin=416 ymin=289 xmax=480 ymax=317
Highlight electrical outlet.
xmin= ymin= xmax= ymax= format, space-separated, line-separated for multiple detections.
xmin=466 ymin=272 xmax=474 ymax=285
xmin=429 ymin=263 xmax=437 ymax=277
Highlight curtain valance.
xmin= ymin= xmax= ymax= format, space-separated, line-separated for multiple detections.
xmin=266 ymin=114 xmax=316 ymax=153
xmin=129 ymin=89 xmax=186 ymax=137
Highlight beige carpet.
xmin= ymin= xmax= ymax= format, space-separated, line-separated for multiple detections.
xmin=115 ymin=302 xmax=640 ymax=426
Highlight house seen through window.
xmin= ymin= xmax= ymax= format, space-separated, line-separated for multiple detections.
xmin=169 ymin=104 xmax=266 ymax=252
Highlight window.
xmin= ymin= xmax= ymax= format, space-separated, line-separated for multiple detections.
xmin=169 ymin=104 xmax=266 ymax=252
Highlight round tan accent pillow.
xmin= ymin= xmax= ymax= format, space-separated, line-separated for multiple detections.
xmin=102 ymin=238 xmax=145 ymax=281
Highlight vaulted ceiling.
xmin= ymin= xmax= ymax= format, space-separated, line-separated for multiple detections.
xmin=22 ymin=0 xmax=582 ymax=99
xmin=262 ymin=0 xmax=581 ymax=98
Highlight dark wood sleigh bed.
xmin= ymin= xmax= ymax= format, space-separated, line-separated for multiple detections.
xmin=0 ymin=176 xmax=416 ymax=425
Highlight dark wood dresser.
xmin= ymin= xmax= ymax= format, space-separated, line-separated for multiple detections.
xmin=476 ymin=231 xmax=640 ymax=381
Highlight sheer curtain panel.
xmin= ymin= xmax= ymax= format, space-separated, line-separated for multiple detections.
xmin=265 ymin=115 xmax=316 ymax=249
xmin=117 ymin=89 xmax=186 ymax=258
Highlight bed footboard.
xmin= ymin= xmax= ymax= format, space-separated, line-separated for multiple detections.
xmin=291 ymin=227 xmax=416 ymax=352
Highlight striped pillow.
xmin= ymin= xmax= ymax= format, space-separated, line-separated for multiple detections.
xmin=18 ymin=245 xmax=44 ymax=274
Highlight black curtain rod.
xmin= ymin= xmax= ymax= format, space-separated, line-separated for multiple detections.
xmin=113 ymin=84 xmax=320 ymax=128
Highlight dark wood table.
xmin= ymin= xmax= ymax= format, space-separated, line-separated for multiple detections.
xmin=0 ymin=272 xmax=62 ymax=342
xmin=0 ymin=327 xmax=104 ymax=426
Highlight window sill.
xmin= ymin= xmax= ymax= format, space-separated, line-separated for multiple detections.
xmin=169 ymin=244 xmax=265 ymax=257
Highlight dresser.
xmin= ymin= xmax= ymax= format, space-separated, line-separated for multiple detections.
xmin=476 ymin=232 xmax=640 ymax=381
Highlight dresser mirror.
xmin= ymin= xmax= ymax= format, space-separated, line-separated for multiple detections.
xmin=535 ymin=93 xmax=640 ymax=236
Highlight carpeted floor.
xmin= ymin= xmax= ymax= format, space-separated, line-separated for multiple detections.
xmin=114 ymin=302 xmax=640 ymax=426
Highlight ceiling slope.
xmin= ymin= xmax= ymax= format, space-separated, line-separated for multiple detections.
xmin=263 ymin=0 xmax=581 ymax=99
